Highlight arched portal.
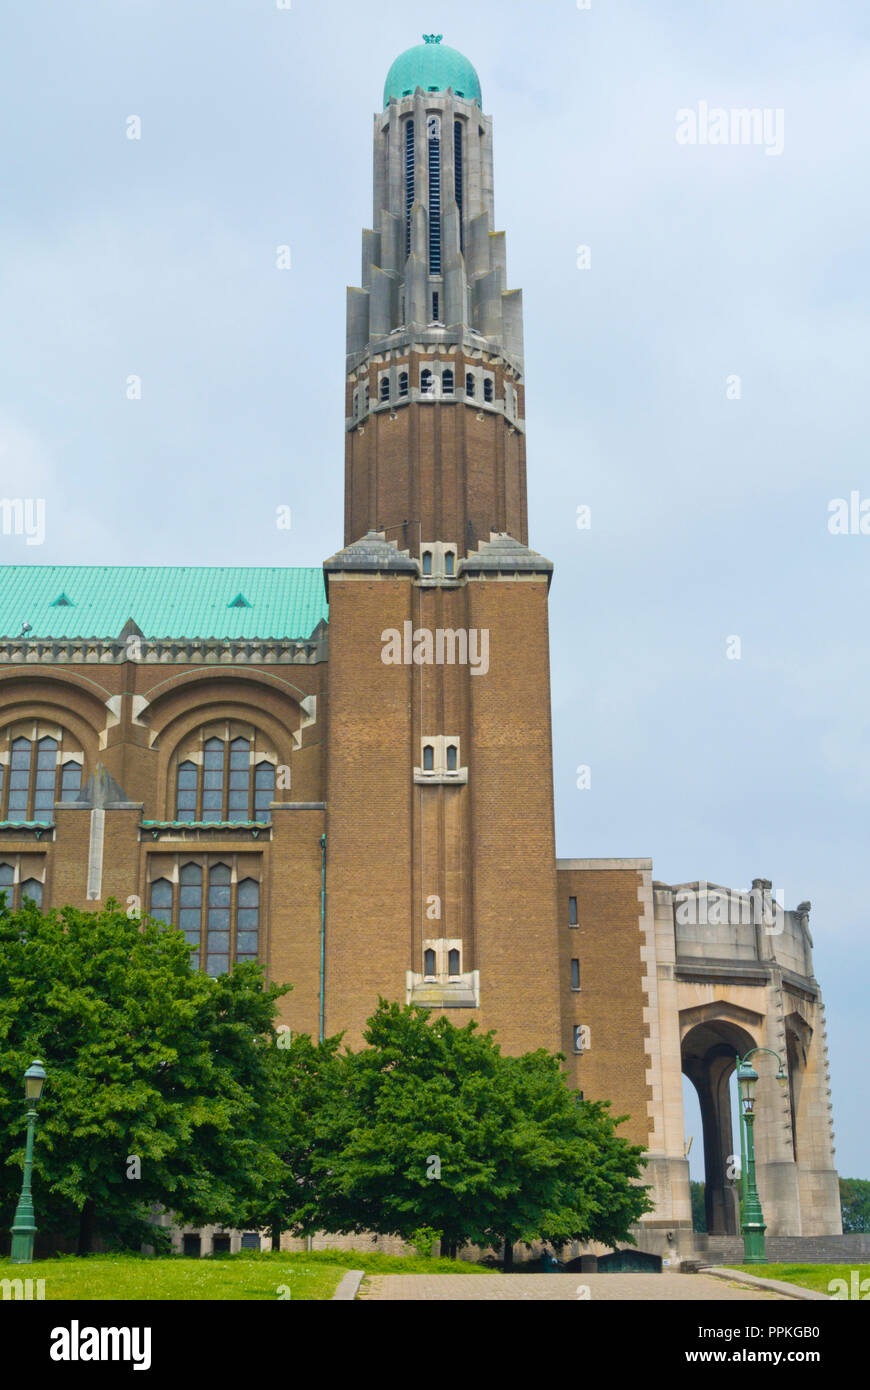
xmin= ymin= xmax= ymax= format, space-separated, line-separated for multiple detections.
xmin=682 ymin=1019 xmax=757 ymax=1235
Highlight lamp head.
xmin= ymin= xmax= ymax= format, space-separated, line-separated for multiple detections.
xmin=737 ymin=1060 xmax=758 ymax=1115
xmin=24 ymin=1058 xmax=46 ymax=1104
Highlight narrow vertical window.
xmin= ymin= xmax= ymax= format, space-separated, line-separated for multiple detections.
xmin=380 ymin=376 xmax=390 ymax=402
xmin=484 ymin=379 xmax=494 ymax=403
xmin=571 ymin=959 xmax=581 ymax=990
xmin=202 ymin=738 xmax=225 ymax=822
xmin=176 ymin=760 xmax=198 ymax=822
xmin=421 ymin=368 xmax=433 ymax=395
xmin=236 ymin=879 xmax=260 ymax=963
xmin=424 ymin=948 xmax=436 ymax=977
xmin=228 ymin=737 xmax=250 ymax=820
xmin=466 ymin=372 xmax=475 ymax=398
xmin=442 ymin=369 xmax=454 ymax=394
xmin=422 ymin=551 xmax=433 ymax=576
xmin=0 ymin=862 xmax=14 ymax=901
xmin=454 ymin=121 xmax=464 ymax=252
xmin=33 ymin=737 xmax=58 ymax=819
xmin=423 ymin=744 xmax=435 ymax=771
xmin=404 ymin=119 xmax=415 ymax=257
xmin=427 ymin=115 xmax=441 ymax=273
xmin=60 ymin=761 xmax=81 ymax=802
xmin=206 ymin=864 xmax=232 ymax=976
xmin=7 ymin=738 xmax=31 ymax=818
xmin=445 ymin=551 xmax=455 ymax=577
xmin=432 ymin=291 xmax=440 ymax=322
xmin=446 ymin=744 xmax=458 ymax=772
xmin=569 ymin=895 xmax=578 ymax=926
xmin=149 ymin=877 xmax=173 ymax=926
xmin=254 ymin=761 xmax=274 ymax=823
xmin=20 ymin=879 xmax=42 ymax=908
xmin=398 ymin=371 xmax=409 ymax=398
xmin=448 ymin=948 xmax=460 ymax=975
xmin=179 ymin=863 xmax=203 ymax=956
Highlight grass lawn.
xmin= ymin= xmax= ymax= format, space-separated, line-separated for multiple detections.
xmin=0 ymin=1248 xmax=492 ymax=1301
xmin=732 ymin=1263 xmax=870 ymax=1297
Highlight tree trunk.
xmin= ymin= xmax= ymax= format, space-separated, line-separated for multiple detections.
xmin=503 ymin=1238 xmax=513 ymax=1271
xmin=77 ymin=1198 xmax=96 ymax=1256
xmin=270 ymin=1224 xmax=281 ymax=1252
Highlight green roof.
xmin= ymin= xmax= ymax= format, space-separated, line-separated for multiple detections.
xmin=384 ymin=35 xmax=481 ymax=107
xmin=0 ymin=567 xmax=328 ymax=640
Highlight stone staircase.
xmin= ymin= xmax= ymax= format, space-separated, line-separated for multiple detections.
xmin=694 ymin=1233 xmax=870 ymax=1265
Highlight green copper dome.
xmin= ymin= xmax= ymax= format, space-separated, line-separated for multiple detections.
xmin=383 ymin=35 xmax=482 ymax=107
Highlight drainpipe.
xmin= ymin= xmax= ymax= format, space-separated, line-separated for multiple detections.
xmin=319 ymin=833 xmax=326 ymax=1043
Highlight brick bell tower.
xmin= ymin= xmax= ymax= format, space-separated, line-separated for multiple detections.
xmin=322 ymin=37 xmax=563 ymax=1055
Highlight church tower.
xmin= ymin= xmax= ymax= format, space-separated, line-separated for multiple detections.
xmin=344 ymin=34 xmax=528 ymax=557
xmin=324 ymin=37 xmax=564 ymax=1053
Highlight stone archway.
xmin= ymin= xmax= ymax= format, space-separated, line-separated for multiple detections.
xmin=682 ymin=1017 xmax=758 ymax=1235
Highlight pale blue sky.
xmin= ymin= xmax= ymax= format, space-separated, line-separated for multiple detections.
xmin=0 ymin=1 xmax=867 ymax=1179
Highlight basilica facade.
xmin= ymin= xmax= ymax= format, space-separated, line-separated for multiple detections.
xmin=0 ymin=37 xmax=841 ymax=1256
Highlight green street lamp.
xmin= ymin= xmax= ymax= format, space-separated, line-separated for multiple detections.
xmin=10 ymin=1059 xmax=47 ymax=1265
xmin=735 ymin=1048 xmax=787 ymax=1264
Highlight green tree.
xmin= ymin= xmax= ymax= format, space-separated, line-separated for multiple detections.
xmin=297 ymin=1000 xmax=652 ymax=1265
xmin=0 ymin=896 xmax=288 ymax=1252
xmin=840 ymin=1177 xmax=870 ymax=1233
xmin=690 ymin=1180 xmax=706 ymax=1232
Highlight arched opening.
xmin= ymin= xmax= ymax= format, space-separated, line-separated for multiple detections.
xmin=681 ymin=1018 xmax=757 ymax=1235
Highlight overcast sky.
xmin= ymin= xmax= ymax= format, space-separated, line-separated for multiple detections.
xmin=1 ymin=0 xmax=867 ymax=1181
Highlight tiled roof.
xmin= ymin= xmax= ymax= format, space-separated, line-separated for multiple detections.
xmin=0 ymin=567 xmax=328 ymax=640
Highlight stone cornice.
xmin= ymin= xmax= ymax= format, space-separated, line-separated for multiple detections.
xmin=0 ymin=634 xmax=328 ymax=666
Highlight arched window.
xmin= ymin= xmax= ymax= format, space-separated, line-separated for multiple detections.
xmin=236 ymin=879 xmax=259 ymax=963
xmin=444 ymin=551 xmax=455 ymax=577
xmin=442 ymin=369 xmax=454 ymax=395
xmin=254 ymin=762 xmax=275 ymax=822
xmin=421 ymin=369 xmax=433 ymax=395
xmin=422 ymin=551 xmax=433 ymax=577
xmin=398 ymin=371 xmax=409 ymax=398
xmin=0 ymin=863 xmax=43 ymax=911
xmin=423 ymin=744 xmax=435 ymax=772
xmin=448 ymin=948 xmax=460 ymax=976
xmin=149 ymin=877 xmax=173 ymax=925
xmin=174 ymin=730 xmax=276 ymax=824
xmin=380 ymin=376 xmax=390 ymax=403
xmin=446 ymin=744 xmax=458 ymax=772
xmin=424 ymin=948 xmax=436 ymax=977
xmin=466 ymin=373 xmax=475 ymax=398
xmin=484 ymin=379 xmax=494 ymax=403
xmin=206 ymin=864 xmax=232 ymax=977
xmin=179 ymin=863 xmax=203 ymax=952
xmin=0 ymin=727 xmax=82 ymax=823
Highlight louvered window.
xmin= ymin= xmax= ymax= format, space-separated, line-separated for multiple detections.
xmin=454 ymin=121 xmax=464 ymax=251
xmin=404 ymin=119 xmax=415 ymax=257
xmin=428 ymin=120 xmax=442 ymax=273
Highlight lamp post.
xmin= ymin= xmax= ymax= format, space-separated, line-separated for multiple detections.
xmin=10 ymin=1059 xmax=47 ymax=1264
xmin=735 ymin=1048 xmax=787 ymax=1264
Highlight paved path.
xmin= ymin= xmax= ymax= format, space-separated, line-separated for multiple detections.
xmin=360 ymin=1273 xmax=783 ymax=1301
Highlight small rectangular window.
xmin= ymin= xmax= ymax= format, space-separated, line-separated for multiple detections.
xmin=571 ymin=958 xmax=580 ymax=990
xmin=569 ymin=895 xmax=578 ymax=926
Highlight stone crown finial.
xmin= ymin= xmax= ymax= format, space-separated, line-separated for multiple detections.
xmin=423 ymin=34 xmax=443 ymax=45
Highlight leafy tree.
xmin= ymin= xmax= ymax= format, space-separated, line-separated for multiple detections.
xmin=0 ymin=896 xmax=288 ymax=1253
xmin=295 ymin=1000 xmax=652 ymax=1265
xmin=840 ymin=1177 xmax=870 ymax=1233
xmin=690 ymin=1180 xmax=706 ymax=1232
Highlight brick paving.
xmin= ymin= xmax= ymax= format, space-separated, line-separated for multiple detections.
xmin=360 ymin=1273 xmax=784 ymax=1301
